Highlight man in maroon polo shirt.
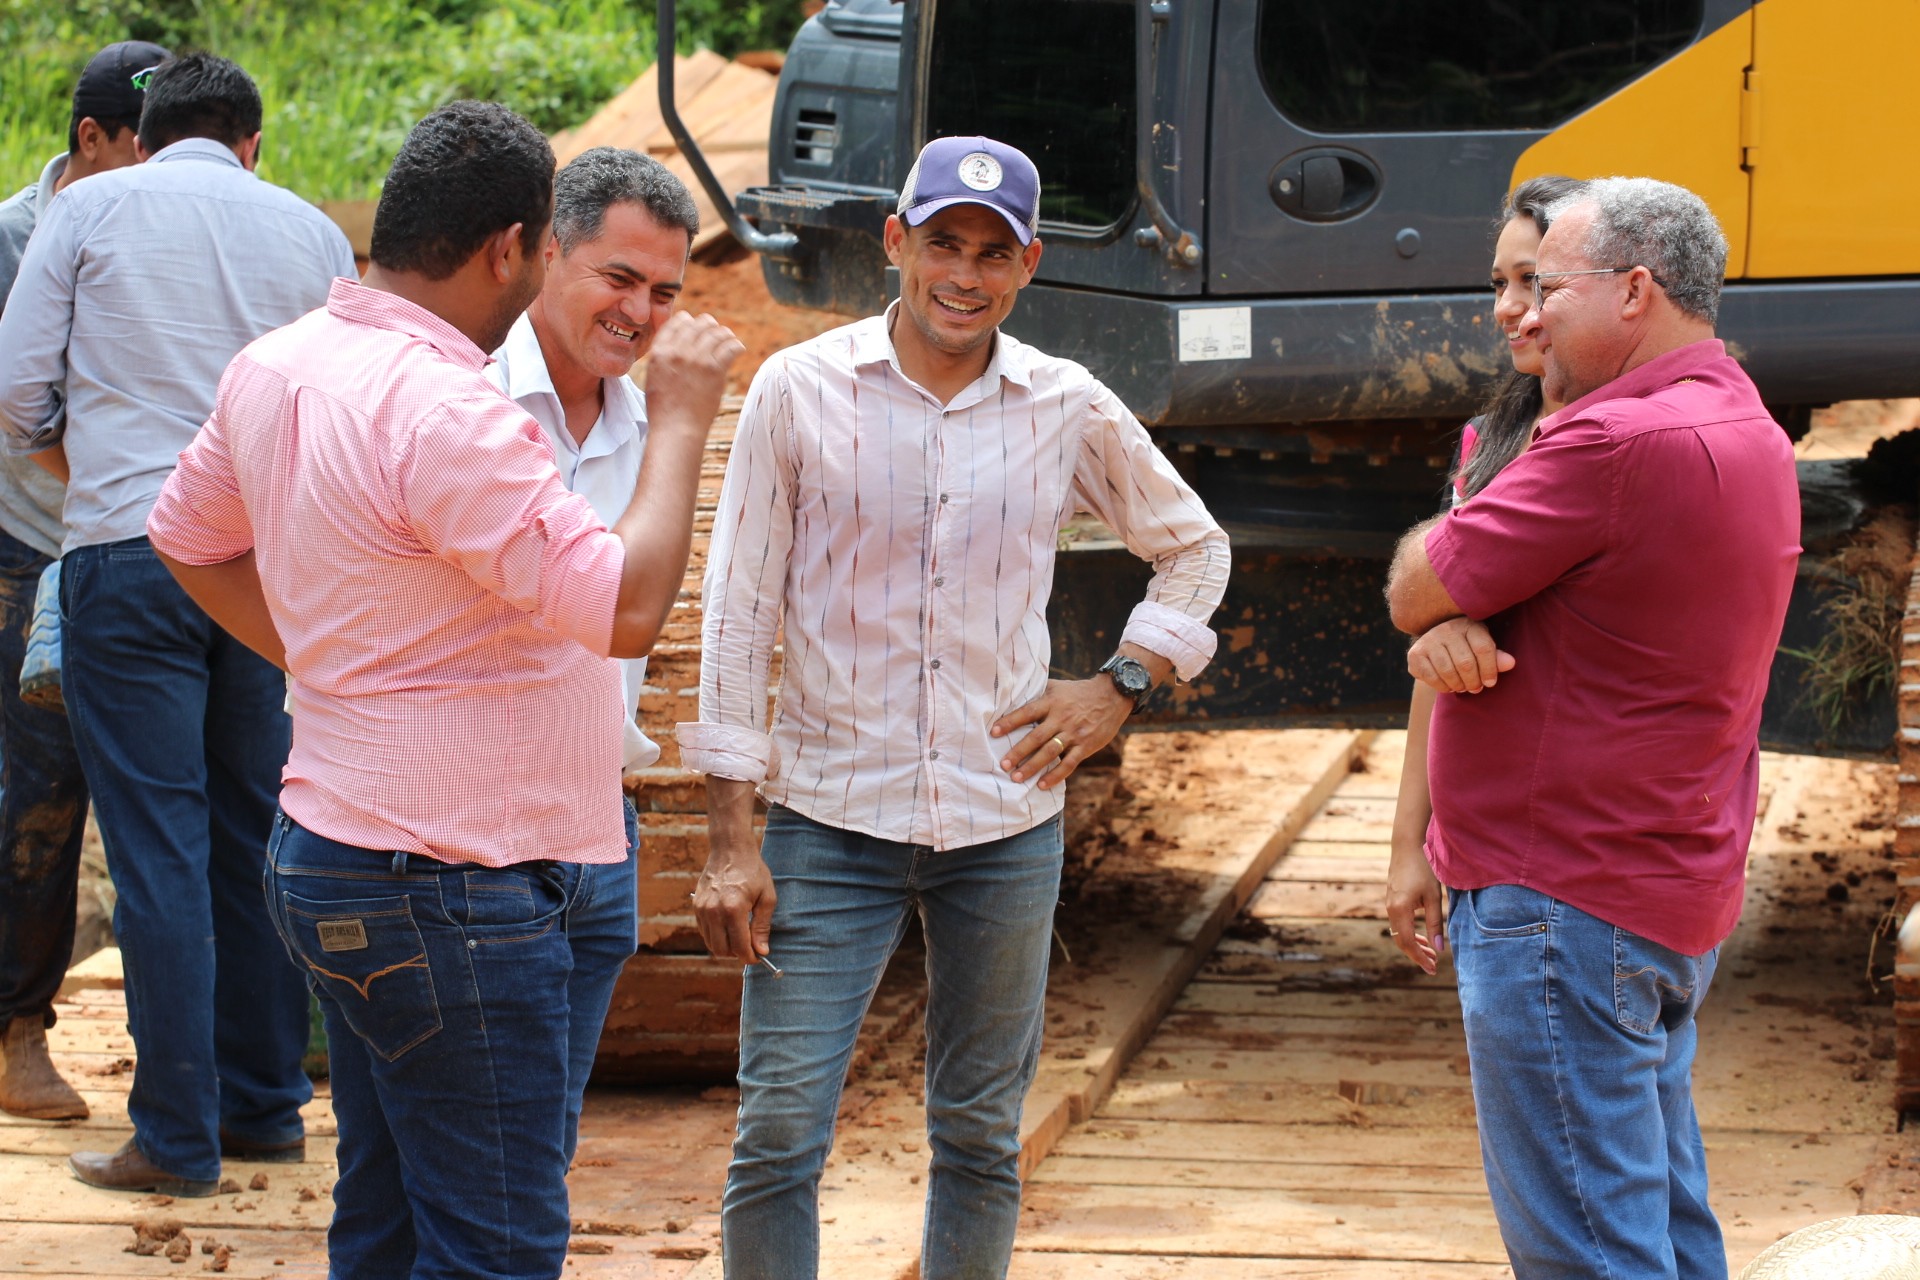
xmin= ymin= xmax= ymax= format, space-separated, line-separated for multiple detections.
xmin=1385 ymin=177 xmax=1799 ymax=1279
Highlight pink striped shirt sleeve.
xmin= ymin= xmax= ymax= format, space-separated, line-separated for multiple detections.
xmin=398 ymin=395 xmax=623 ymax=656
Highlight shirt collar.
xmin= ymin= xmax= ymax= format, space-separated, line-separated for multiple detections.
xmin=32 ymin=154 xmax=68 ymax=216
xmin=496 ymin=312 xmax=559 ymax=401
xmin=147 ymin=137 xmax=247 ymax=170
xmin=325 ymin=277 xmax=490 ymax=372
xmin=858 ymin=301 xmax=1036 ymax=397
xmin=495 ymin=311 xmax=645 ymax=452
xmin=1539 ymin=338 xmax=1728 ymax=434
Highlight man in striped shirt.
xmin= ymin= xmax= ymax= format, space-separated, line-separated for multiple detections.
xmin=683 ymin=136 xmax=1230 ymax=1280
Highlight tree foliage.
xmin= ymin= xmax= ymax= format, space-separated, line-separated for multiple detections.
xmin=0 ymin=0 xmax=807 ymax=201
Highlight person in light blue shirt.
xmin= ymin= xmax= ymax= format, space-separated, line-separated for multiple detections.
xmin=484 ymin=146 xmax=698 ymax=1165
xmin=0 ymin=52 xmax=355 ymax=1198
xmin=0 ymin=36 xmax=167 ymax=1129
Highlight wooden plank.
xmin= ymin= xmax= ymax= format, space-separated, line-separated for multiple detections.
xmin=0 ymin=1093 xmax=336 ymax=1139
xmin=1096 ymin=1077 xmax=1476 ymax=1128
xmin=1265 ymin=855 xmax=1388 ymax=883
xmin=0 ymin=1219 xmax=699 ymax=1277
xmin=1173 ymin=983 xmax=1461 ymax=1020
xmin=1148 ymin=1010 xmax=1462 ymax=1048
xmin=1247 ymin=880 xmax=1387 ymax=921
xmin=551 ymin=52 xmax=729 ymax=165
xmin=1123 ymin=1047 xmax=1473 ymax=1088
xmin=1023 ymin=730 xmax=1374 ymax=1162
xmin=639 ymin=62 xmax=777 ymax=155
xmin=1013 ymin=1183 xmax=1508 ymax=1263
xmin=1030 ymin=1154 xmax=1489 ymax=1195
xmin=1007 ymin=1258 xmax=1508 ymax=1279
xmin=56 ymin=947 xmax=121 ymax=999
xmin=1291 ymin=797 xmax=1395 ymax=845
xmin=1050 ymin=1120 xmax=1483 ymax=1168
xmin=0 ymin=1222 xmax=331 ymax=1278
xmin=0 ymin=1151 xmax=341 ymax=1227
xmin=0 ymin=1126 xmax=339 ymax=1163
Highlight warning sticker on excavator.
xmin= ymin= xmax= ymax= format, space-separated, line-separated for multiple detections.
xmin=1177 ymin=307 xmax=1251 ymax=362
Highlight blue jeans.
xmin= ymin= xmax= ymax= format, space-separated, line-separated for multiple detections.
xmin=0 ymin=526 xmax=89 ymax=1031
xmin=1449 ymin=884 xmax=1725 ymax=1280
xmin=562 ymin=796 xmax=640 ymax=1162
xmin=61 ymin=536 xmax=309 ymax=1181
xmin=266 ymin=809 xmax=633 ymax=1279
xmin=723 ymin=807 xmax=1062 ymax=1280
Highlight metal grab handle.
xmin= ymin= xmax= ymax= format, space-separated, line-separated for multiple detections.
xmin=656 ymin=0 xmax=801 ymax=258
xmin=1134 ymin=0 xmax=1201 ymax=267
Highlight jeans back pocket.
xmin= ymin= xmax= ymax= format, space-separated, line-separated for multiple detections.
xmin=1613 ymin=927 xmax=1702 ymax=1035
xmin=281 ymin=891 xmax=443 ymax=1061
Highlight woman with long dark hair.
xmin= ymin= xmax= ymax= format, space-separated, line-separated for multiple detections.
xmin=1384 ymin=174 xmax=1583 ymax=972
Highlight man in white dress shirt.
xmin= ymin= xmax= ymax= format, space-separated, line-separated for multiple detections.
xmin=683 ymin=135 xmax=1231 ymax=1280
xmin=485 ymin=146 xmax=696 ymax=1159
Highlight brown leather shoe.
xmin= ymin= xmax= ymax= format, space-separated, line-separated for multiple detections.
xmin=0 ymin=1016 xmax=88 ymax=1121
xmin=68 ymin=1138 xmax=217 ymax=1197
xmin=219 ymin=1127 xmax=306 ymax=1163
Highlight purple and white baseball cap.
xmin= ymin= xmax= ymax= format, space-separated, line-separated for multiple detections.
xmin=897 ymin=136 xmax=1042 ymax=246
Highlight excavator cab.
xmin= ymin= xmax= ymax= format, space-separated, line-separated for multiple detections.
xmin=716 ymin=0 xmax=1920 ymax=752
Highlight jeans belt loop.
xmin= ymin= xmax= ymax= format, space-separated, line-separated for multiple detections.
xmin=391 ymin=850 xmax=408 ymax=875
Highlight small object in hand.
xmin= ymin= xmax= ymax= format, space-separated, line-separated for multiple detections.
xmin=758 ymin=954 xmax=785 ymax=979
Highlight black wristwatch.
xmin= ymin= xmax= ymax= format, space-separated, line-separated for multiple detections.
xmin=1098 ymin=654 xmax=1154 ymax=712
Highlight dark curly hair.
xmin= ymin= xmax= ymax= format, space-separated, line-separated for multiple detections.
xmin=370 ymin=101 xmax=553 ymax=281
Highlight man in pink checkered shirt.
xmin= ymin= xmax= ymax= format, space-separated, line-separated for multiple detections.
xmin=146 ymin=102 xmax=741 ymax=1278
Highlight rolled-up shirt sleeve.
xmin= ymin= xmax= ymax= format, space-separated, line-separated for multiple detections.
xmin=148 ymin=376 xmax=253 ymax=564
xmin=0 ymin=195 xmax=77 ymax=454
xmin=678 ymin=361 xmax=795 ymax=783
xmin=1072 ymin=384 xmax=1230 ymax=680
xmin=398 ymin=394 xmax=625 ymax=656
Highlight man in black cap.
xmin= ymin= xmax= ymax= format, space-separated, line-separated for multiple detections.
xmin=0 ymin=37 xmax=167 ymax=1123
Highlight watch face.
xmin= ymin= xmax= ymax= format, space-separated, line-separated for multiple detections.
xmin=1108 ymin=657 xmax=1151 ymax=696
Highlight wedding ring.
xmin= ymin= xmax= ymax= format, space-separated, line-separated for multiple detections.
xmin=1052 ymin=735 xmax=1067 ymax=752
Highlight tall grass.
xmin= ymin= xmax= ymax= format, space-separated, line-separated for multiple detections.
xmin=0 ymin=0 xmax=803 ymax=202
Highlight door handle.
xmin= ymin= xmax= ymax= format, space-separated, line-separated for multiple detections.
xmin=1270 ymin=148 xmax=1381 ymax=222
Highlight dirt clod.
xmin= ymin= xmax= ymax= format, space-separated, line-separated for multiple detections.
xmin=217 ymin=1177 xmax=241 ymax=1194
xmin=127 ymin=1219 xmax=183 ymax=1255
xmin=164 ymin=1232 xmax=193 ymax=1262
xmin=249 ymin=1172 xmax=270 ymax=1191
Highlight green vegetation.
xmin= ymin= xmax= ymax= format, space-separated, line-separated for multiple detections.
xmin=0 ymin=0 xmax=804 ymax=202
xmin=1779 ymin=511 xmax=1910 ymax=740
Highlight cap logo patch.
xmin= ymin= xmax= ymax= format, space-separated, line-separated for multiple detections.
xmin=957 ymin=152 xmax=1003 ymax=192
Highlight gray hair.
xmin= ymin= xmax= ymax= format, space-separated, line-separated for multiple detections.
xmin=552 ymin=147 xmax=699 ymax=253
xmin=1546 ymin=177 xmax=1727 ymax=324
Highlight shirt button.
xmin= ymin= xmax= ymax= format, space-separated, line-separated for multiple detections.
xmin=940 ymin=493 xmax=950 ymax=503
xmin=930 ymin=659 xmax=942 ymax=670
xmin=929 ymin=750 xmax=941 ymax=760
xmin=933 ymin=576 xmax=945 ymax=587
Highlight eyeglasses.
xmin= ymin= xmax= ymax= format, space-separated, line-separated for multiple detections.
xmin=1531 ymin=266 xmax=1668 ymax=310
xmin=130 ymin=65 xmax=161 ymax=91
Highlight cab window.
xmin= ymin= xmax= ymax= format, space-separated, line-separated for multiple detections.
xmin=925 ymin=0 xmax=1135 ymax=229
xmin=1258 ymin=0 xmax=1705 ymax=132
